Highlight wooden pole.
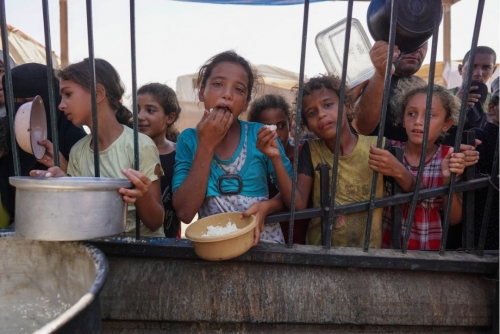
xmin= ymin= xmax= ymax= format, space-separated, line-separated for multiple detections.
xmin=60 ymin=0 xmax=68 ymax=68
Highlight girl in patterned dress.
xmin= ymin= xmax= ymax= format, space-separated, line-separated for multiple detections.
xmin=172 ymin=51 xmax=293 ymax=245
xmin=369 ymin=82 xmax=479 ymax=250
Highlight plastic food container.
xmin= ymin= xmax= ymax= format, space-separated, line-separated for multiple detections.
xmin=185 ymin=212 xmax=256 ymax=261
xmin=14 ymin=95 xmax=47 ymax=159
xmin=315 ymin=18 xmax=375 ymax=88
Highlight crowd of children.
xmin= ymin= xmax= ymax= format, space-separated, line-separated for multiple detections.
xmin=0 ymin=48 xmax=497 ymax=251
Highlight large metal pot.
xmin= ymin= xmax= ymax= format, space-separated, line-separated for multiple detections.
xmin=10 ymin=176 xmax=131 ymax=241
xmin=0 ymin=232 xmax=108 ymax=333
xmin=367 ymin=0 xmax=443 ymax=54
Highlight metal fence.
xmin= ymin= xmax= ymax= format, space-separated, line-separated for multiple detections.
xmin=0 ymin=0 xmax=497 ymax=258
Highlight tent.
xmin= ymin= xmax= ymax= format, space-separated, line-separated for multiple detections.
xmin=175 ymin=64 xmax=303 ymax=130
xmin=1 ymin=24 xmax=60 ymax=68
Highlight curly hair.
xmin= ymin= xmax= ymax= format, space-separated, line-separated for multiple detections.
xmin=391 ymin=78 xmax=460 ymax=144
xmin=247 ymin=94 xmax=291 ymax=123
xmin=292 ymin=75 xmax=354 ymax=129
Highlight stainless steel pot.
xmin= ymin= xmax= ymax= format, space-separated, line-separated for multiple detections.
xmin=0 ymin=232 xmax=108 ymax=333
xmin=9 ymin=176 xmax=131 ymax=241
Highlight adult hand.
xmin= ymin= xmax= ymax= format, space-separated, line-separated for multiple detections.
xmin=29 ymin=166 xmax=66 ymax=178
xmin=368 ymin=145 xmax=399 ymax=177
xmin=196 ymin=107 xmax=233 ymax=151
xmin=256 ymin=126 xmax=280 ymax=159
xmin=370 ymin=41 xmax=400 ymax=78
xmin=456 ymin=86 xmax=482 ymax=107
xmin=442 ymin=148 xmax=466 ymax=178
xmin=241 ymin=202 xmax=265 ymax=247
xmin=119 ymin=168 xmax=151 ymax=204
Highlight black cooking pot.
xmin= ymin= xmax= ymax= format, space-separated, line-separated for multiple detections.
xmin=367 ymin=0 xmax=443 ymax=54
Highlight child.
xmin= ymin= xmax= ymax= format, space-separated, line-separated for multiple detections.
xmin=172 ymin=50 xmax=293 ymax=245
xmin=30 ymin=58 xmax=165 ymax=237
xmin=473 ymin=77 xmax=499 ymax=250
xmin=137 ymin=83 xmax=181 ymax=238
xmin=247 ymin=94 xmax=309 ymax=244
xmin=371 ymin=82 xmax=477 ymax=250
xmin=256 ymin=75 xmax=416 ymax=248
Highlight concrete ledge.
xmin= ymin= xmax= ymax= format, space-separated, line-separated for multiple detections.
xmin=99 ymin=256 xmax=496 ymax=327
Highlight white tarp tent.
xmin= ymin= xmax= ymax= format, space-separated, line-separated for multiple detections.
xmin=0 ymin=24 xmax=60 ymax=68
xmin=175 ymin=64 xmax=302 ymax=131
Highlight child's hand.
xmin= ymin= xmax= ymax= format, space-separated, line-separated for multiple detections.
xmin=459 ymin=139 xmax=481 ymax=167
xmin=441 ymin=148 xmax=466 ymax=178
xmin=368 ymin=145 xmax=399 ymax=177
xmin=36 ymin=140 xmax=68 ymax=172
xmin=370 ymin=40 xmax=400 ymax=77
xmin=196 ymin=107 xmax=233 ymax=151
xmin=256 ymin=126 xmax=280 ymax=159
xmin=119 ymin=168 xmax=151 ymax=203
xmin=241 ymin=202 xmax=266 ymax=247
xmin=29 ymin=166 xmax=66 ymax=178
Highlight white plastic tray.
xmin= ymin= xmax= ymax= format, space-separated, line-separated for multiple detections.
xmin=315 ymin=18 xmax=375 ymax=88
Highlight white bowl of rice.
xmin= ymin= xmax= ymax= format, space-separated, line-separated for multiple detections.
xmin=185 ymin=212 xmax=256 ymax=261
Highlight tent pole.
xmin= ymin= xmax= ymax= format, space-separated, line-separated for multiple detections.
xmin=60 ymin=0 xmax=68 ymax=68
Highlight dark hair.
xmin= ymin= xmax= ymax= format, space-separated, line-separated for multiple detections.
xmin=58 ymin=58 xmax=132 ymax=126
xmin=292 ymin=75 xmax=354 ymax=128
xmin=392 ymin=79 xmax=460 ymax=144
xmin=196 ymin=50 xmax=258 ymax=102
xmin=247 ymin=94 xmax=291 ymax=123
xmin=463 ymin=46 xmax=497 ymax=64
xmin=138 ymin=83 xmax=182 ymax=142
xmin=138 ymin=83 xmax=181 ymax=121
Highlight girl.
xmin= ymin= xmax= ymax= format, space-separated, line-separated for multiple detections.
xmin=30 ymin=58 xmax=164 ymax=237
xmin=253 ymin=75 xmax=416 ymax=248
xmin=369 ymin=82 xmax=478 ymax=250
xmin=137 ymin=83 xmax=181 ymax=238
xmin=172 ymin=50 xmax=293 ymax=246
xmin=247 ymin=94 xmax=309 ymax=244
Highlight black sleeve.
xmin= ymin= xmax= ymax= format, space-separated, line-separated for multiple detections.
xmin=297 ymin=141 xmax=314 ymax=177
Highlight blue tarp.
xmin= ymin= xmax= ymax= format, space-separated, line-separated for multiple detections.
xmin=173 ymin=0 xmax=329 ymax=5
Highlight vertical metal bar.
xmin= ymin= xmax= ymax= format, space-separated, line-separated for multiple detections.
xmin=317 ymin=164 xmax=331 ymax=246
xmin=364 ymin=0 xmax=398 ymax=252
xmin=325 ymin=0 xmax=354 ymax=250
xmin=288 ymin=0 xmax=310 ymax=247
xmin=440 ymin=0 xmax=485 ymax=255
xmin=130 ymin=0 xmax=141 ymax=240
xmin=0 ymin=1 xmax=20 ymax=176
xmin=461 ymin=131 xmax=476 ymax=249
xmin=42 ymin=0 xmax=60 ymax=167
xmin=85 ymin=0 xmax=99 ymax=177
xmin=402 ymin=9 xmax=441 ymax=254
xmin=390 ymin=146 xmax=403 ymax=249
xmin=476 ymin=136 xmax=499 ymax=257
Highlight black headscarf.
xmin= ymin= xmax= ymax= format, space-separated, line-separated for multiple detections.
xmin=0 ymin=63 xmax=87 ymax=223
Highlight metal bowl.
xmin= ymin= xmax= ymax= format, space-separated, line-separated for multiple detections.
xmin=185 ymin=212 xmax=256 ymax=261
xmin=9 ymin=176 xmax=131 ymax=241
xmin=0 ymin=232 xmax=108 ymax=333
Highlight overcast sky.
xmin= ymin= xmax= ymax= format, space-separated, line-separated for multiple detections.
xmin=4 ymin=0 xmax=499 ymax=95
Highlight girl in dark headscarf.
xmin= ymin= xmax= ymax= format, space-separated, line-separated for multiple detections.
xmin=0 ymin=63 xmax=87 ymax=224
